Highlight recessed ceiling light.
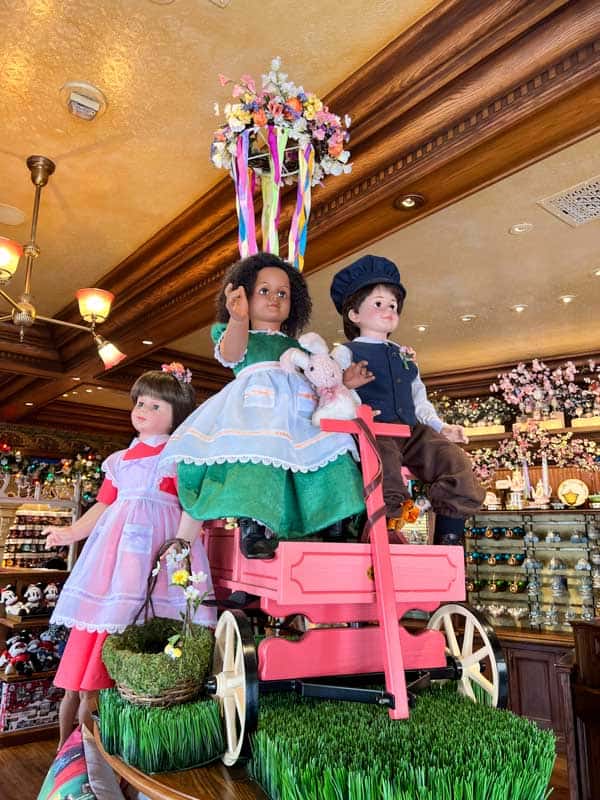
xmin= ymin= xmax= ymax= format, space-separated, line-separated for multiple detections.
xmin=62 ymin=393 xmax=69 ymax=397
xmin=24 ymin=401 xmax=33 ymax=406
xmin=142 ymin=339 xmax=154 ymax=345
xmin=85 ymin=388 xmax=93 ymax=393
xmin=559 ymin=294 xmax=576 ymax=304
xmin=393 ymin=193 xmax=426 ymax=211
xmin=96 ymin=386 xmax=103 ymax=390
xmin=508 ymin=222 xmax=533 ymax=235
xmin=71 ymin=390 xmax=79 ymax=395
xmin=415 ymin=324 xmax=429 ymax=333
xmin=72 ymin=377 xmax=81 ymax=381
xmin=460 ymin=314 xmax=477 ymax=322
xmin=0 ymin=204 xmax=26 ymax=226
xmin=592 ymin=267 xmax=600 ymax=277
xmin=511 ymin=304 xmax=528 ymax=313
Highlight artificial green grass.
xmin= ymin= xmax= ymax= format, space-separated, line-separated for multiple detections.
xmin=250 ymin=686 xmax=555 ymax=800
xmin=102 ymin=617 xmax=213 ymax=697
xmin=99 ymin=688 xmax=224 ymax=773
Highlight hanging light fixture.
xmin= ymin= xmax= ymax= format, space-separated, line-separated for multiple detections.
xmin=0 ymin=155 xmax=126 ymax=369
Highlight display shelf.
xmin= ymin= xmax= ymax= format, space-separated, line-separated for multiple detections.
xmin=465 ymin=509 xmax=600 ymax=634
xmin=0 ymin=669 xmax=57 ymax=683
xmin=0 ymin=567 xmax=68 ymax=576
xmin=0 ymin=723 xmax=59 ymax=747
xmin=0 ymin=615 xmax=51 ymax=629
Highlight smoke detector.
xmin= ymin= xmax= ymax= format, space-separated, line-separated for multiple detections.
xmin=538 ymin=175 xmax=600 ymax=227
xmin=60 ymin=81 xmax=108 ymax=121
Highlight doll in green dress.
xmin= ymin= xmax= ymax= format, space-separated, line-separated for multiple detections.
xmin=159 ymin=252 xmax=365 ymax=557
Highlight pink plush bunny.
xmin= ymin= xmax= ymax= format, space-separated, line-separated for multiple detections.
xmin=280 ymin=332 xmax=360 ymax=427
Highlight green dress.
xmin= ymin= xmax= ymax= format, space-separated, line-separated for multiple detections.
xmin=161 ymin=324 xmax=365 ymax=539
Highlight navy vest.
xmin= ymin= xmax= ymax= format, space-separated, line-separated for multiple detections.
xmin=345 ymin=340 xmax=418 ymax=425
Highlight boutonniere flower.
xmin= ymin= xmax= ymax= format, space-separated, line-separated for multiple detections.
xmin=398 ymin=345 xmax=417 ymax=369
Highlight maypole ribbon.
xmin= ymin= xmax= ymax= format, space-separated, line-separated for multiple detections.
xmin=261 ymin=126 xmax=289 ymax=255
xmin=288 ymin=141 xmax=315 ymax=271
xmin=231 ymin=131 xmax=258 ymax=258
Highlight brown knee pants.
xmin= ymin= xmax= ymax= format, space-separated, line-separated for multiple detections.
xmin=377 ymin=424 xmax=485 ymax=519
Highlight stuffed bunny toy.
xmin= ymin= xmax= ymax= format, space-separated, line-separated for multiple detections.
xmin=280 ymin=332 xmax=360 ymax=427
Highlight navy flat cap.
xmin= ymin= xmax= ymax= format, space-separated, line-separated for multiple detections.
xmin=330 ymin=254 xmax=407 ymax=313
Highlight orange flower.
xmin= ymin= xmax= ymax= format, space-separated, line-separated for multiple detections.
xmin=253 ymin=108 xmax=267 ymax=127
xmin=287 ymin=97 xmax=303 ymax=113
xmin=328 ymin=140 xmax=344 ymax=158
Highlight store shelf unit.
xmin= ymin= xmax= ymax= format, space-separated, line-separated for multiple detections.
xmin=465 ymin=509 xmax=600 ymax=635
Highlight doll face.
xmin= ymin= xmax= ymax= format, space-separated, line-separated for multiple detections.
xmin=348 ymin=284 xmax=400 ymax=340
xmin=131 ymin=394 xmax=173 ymax=438
xmin=248 ymin=267 xmax=291 ymax=330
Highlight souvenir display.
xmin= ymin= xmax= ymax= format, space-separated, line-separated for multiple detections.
xmin=1 ymin=506 xmax=73 ymax=569
xmin=557 ymin=478 xmax=589 ymax=507
xmin=465 ymin=509 xmax=600 ymax=631
xmin=0 ymin=675 xmax=63 ymax=733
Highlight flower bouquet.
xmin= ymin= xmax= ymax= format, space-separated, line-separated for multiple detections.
xmin=211 ymin=57 xmax=351 ymax=269
xmin=102 ymin=539 xmax=214 ymax=707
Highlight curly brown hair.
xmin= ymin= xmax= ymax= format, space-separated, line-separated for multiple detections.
xmin=341 ymin=283 xmax=405 ymax=340
xmin=215 ymin=252 xmax=312 ymax=338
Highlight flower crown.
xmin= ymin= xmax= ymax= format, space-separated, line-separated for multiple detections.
xmin=211 ymin=57 xmax=351 ymax=271
xmin=161 ymin=362 xmax=192 ymax=385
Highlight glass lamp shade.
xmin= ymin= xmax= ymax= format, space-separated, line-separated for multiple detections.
xmin=76 ymin=288 xmax=114 ymax=323
xmin=94 ymin=335 xmax=126 ymax=370
xmin=0 ymin=237 xmax=23 ymax=282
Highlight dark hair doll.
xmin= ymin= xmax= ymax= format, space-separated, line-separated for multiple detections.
xmin=341 ymin=283 xmax=405 ymax=340
xmin=216 ymin=252 xmax=312 ymax=338
xmin=130 ymin=370 xmax=196 ymax=431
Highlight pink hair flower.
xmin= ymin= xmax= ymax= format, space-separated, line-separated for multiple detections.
xmin=161 ymin=362 xmax=192 ymax=384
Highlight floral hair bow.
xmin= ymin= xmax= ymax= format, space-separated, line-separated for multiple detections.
xmin=161 ymin=362 xmax=192 ymax=384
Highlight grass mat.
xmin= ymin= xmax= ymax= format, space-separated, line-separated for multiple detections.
xmin=250 ymin=686 xmax=555 ymax=800
xmin=98 ymin=688 xmax=224 ymax=773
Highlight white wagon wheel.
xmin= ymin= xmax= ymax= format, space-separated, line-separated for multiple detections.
xmin=211 ymin=609 xmax=259 ymax=766
xmin=427 ymin=603 xmax=508 ymax=708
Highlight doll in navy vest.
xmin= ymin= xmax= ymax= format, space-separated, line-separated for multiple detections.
xmin=330 ymin=254 xmax=484 ymax=546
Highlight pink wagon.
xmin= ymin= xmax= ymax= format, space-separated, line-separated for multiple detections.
xmin=202 ymin=405 xmax=508 ymax=765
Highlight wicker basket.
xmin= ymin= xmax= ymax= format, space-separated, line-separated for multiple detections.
xmin=104 ymin=538 xmax=213 ymax=708
xmin=116 ymin=677 xmax=200 ymax=708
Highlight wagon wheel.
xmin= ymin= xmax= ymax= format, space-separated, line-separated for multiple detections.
xmin=427 ymin=603 xmax=508 ymax=709
xmin=211 ymin=609 xmax=259 ymax=766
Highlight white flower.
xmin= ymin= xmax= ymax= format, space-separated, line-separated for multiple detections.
xmin=213 ymin=102 xmax=220 ymax=116
xmin=184 ymin=586 xmax=202 ymax=602
xmin=151 ymin=560 xmax=161 ymax=577
xmin=344 ymin=114 xmax=352 ymax=128
xmin=271 ymin=56 xmax=282 ymax=71
xmin=338 ymin=149 xmax=351 ymax=164
xmin=190 ymin=571 xmax=207 ymax=584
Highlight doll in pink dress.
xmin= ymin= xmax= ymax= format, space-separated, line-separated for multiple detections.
xmin=44 ymin=364 xmax=216 ymax=743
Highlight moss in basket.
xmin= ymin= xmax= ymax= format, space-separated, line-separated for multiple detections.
xmin=102 ymin=617 xmax=213 ymax=697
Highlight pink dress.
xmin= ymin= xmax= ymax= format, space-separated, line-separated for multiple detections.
xmin=53 ymin=436 xmax=216 ymax=692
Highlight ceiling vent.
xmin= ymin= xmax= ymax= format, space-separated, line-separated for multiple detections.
xmin=538 ymin=175 xmax=600 ymax=227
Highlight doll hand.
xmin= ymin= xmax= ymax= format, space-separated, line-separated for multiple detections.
xmin=343 ymin=361 xmax=374 ymax=389
xmin=441 ymin=424 xmax=469 ymax=444
xmin=224 ymin=283 xmax=249 ymax=322
xmin=44 ymin=526 xmax=74 ymax=548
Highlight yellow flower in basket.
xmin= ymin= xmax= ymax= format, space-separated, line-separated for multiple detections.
xmin=171 ymin=568 xmax=190 ymax=586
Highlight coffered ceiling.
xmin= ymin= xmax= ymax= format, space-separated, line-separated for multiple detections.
xmin=1 ymin=0 xmax=599 ymax=432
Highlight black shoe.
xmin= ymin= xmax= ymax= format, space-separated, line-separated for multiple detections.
xmin=433 ymin=515 xmax=466 ymax=547
xmin=434 ymin=532 xmax=465 ymax=547
xmin=239 ymin=518 xmax=277 ymax=559
xmin=319 ymin=520 xmax=345 ymax=541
